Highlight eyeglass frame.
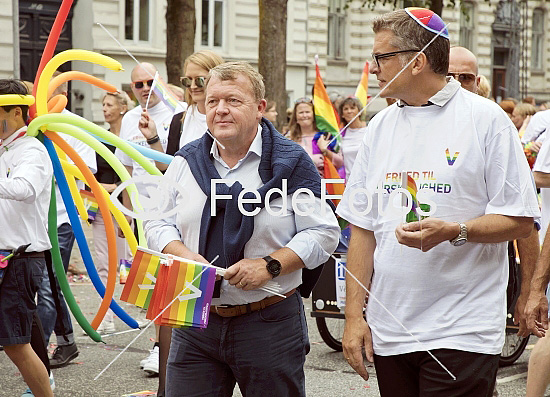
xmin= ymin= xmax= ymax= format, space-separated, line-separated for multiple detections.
xmin=132 ymin=79 xmax=154 ymax=89
xmin=371 ymin=49 xmax=422 ymax=69
xmin=180 ymin=76 xmax=206 ymax=88
xmin=447 ymin=72 xmax=477 ymax=85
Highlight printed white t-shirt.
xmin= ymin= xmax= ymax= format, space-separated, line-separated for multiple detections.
xmin=178 ymin=105 xmax=207 ymax=149
xmin=337 ymin=88 xmax=540 ymax=356
xmin=115 ymin=101 xmax=186 ymax=195
xmin=522 ymin=109 xmax=550 ymax=144
xmin=342 ymin=126 xmax=367 ymax=180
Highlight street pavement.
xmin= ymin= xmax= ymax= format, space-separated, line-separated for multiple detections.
xmin=0 ymin=246 xmax=545 ymax=396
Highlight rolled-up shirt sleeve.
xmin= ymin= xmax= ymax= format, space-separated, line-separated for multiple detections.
xmin=285 ymin=193 xmax=340 ymax=269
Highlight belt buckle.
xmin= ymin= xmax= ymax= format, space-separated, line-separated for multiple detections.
xmin=214 ymin=304 xmax=232 ymax=316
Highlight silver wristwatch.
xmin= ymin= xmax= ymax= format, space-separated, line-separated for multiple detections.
xmin=450 ymin=222 xmax=468 ymax=246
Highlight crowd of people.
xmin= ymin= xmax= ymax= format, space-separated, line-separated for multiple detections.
xmin=3 ymin=6 xmax=550 ymax=397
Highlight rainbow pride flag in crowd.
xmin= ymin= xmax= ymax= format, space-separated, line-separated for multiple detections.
xmin=120 ymin=248 xmax=161 ymax=309
xmin=151 ymin=73 xmax=183 ymax=113
xmin=80 ymin=189 xmax=98 ymax=221
xmin=146 ymin=258 xmax=217 ymax=328
xmin=354 ymin=60 xmax=369 ymax=107
xmin=313 ymin=55 xmax=342 ymax=151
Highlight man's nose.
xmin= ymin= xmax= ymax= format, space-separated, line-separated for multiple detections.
xmin=216 ymin=100 xmax=229 ymax=114
xmin=369 ymin=60 xmax=379 ymax=74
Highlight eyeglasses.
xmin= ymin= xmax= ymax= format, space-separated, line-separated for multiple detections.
xmin=447 ymin=72 xmax=477 ymax=85
xmin=132 ymin=79 xmax=154 ymax=89
xmin=295 ymin=97 xmax=313 ymax=104
xmin=180 ymin=76 xmax=206 ymax=88
xmin=371 ymin=49 xmax=421 ymax=69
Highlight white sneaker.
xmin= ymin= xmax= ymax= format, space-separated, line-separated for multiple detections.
xmin=142 ymin=345 xmax=159 ymax=375
xmin=97 ymin=320 xmax=116 ymax=335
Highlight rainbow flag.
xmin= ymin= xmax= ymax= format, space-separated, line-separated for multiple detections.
xmin=354 ymin=60 xmax=369 ymax=107
xmin=146 ymin=258 xmax=216 ymax=328
xmin=80 ymin=189 xmax=98 ymax=221
xmin=323 ymin=157 xmax=345 ymax=207
xmin=313 ymin=55 xmax=342 ymax=150
xmin=151 ymin=75 xmax=183 ymax=113
xmin=120 ymin=248 xmax=161 ymax=309
xmin=401 ymin=174 xmax=430 ymax=222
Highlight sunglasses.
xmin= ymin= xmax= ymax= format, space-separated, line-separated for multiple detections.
xmin=371 ymin=49 xmax=421 ymax=69
xmin=295 ymin=97 xmax=313 ymax=104
xmin=180 ymin=76 xmax=206 ymax=88
xmin=447 ymin=72 xmax=477 ymax=84
xmin=132 ymin=79 xmax=154 ymax=89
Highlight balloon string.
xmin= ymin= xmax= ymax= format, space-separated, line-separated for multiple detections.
xmin=327 ymin=22 xmax=450 ymax=147
xmin=337 ymin=256 xmax=456 ymax=381
xmin=94 ymin=255 xmax=218 ymax=380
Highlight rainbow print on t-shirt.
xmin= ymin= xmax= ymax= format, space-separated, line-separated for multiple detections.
xmin=445 ymin=148 xmax=460 ymax=166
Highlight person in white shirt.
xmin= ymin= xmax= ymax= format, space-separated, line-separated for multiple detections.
xmin=138 ymin=49 xmax=223 ymax=396
xmin=0 ymin=79 xmax=54 ymax=396
xmin=145 ymin=61 xmax=340 ymax=396
xmin=115 ymin=62 xmax=186 ymax=377
xmin=337 ymin=9 xmax=539 ymax=396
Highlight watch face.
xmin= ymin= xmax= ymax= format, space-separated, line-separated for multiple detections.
xmin=453 ymin=238 xmax=467 ymax=247
xmin=267 ymin=260 xmax=281 ymax=276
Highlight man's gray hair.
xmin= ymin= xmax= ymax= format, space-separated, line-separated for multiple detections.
xmin=207 ymin=62 xmax=265 ymax=102
xmin=373 ymin=10 xmax=449 ymax=75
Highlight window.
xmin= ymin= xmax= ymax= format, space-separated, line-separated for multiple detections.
xmin=459 ymin=2 xmax=474 ymax=50
xmin=201 ymin=0 xmax=224 ymax=47
xmin=125 ymin=0 xmax=150 ymax=42
xmin=532 ymin=9 xmax=544 ymax=70
xmin=328 ymin=0 xmax=346 ymax=59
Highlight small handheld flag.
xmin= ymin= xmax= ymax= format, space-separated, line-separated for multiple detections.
xmin=354 ymin=60 xmax=369 ymax=107
xmin=80 ymin=189 xmax=98 ymax=221
xmin=401 ymin=173 xmax=430 ymax=222
xmin=313 ymin=55 xmax=342 ymax=151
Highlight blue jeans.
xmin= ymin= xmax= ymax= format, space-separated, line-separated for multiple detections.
xmin=36 ymin=223 xmax=75 ymax=343
xmin=166 ymin=291 xmax=309 ymax=397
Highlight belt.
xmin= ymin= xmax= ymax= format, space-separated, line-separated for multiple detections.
xmin=1 ymin=251 xmax=45 ymax=259
xmin=211 ymin=288 xmax=296 ymax=318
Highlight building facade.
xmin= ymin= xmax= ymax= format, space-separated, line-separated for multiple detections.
xmin=1 ymin=0 xmax=549 ymax=122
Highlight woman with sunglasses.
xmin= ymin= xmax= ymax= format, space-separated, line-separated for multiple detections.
xmin=164 ymin=50 xmax=225 ymax=157
xmin=287 ymin=98 xmax=343 ymax=175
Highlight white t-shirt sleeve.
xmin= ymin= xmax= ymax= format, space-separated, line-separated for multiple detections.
xmin=533 ymin=136 xmax=550 ymax=173
xmin=522 ymin=111 xmax=548 ymax=144
xmin=336 ymin=131 xmax=374 ymax=230
xmin=485 ymin=125 xmax=540 ymax=218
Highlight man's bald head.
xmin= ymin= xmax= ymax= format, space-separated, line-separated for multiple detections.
xmin=130 ymin=62 xmax=160 ymax=108
xmin=449 ymin=46 xmax=480 ymax=93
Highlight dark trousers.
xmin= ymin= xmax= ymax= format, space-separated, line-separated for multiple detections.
xmin=374 ymin=349 xmax=500 ymax=397
xmin=166 ymin=291 xmax=309 ymax=397
xmin=36 ymin=222 xmax=75 ymax=343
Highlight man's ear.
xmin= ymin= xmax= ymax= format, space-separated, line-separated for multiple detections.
xmin=258 ymin=99 xmax=267 ymax=114
xmin=411 ymin=52 xmax=428 ymax=76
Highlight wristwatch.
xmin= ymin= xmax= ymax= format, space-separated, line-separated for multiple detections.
xmin=263 ymin=255 xmax=282 ymax=278
xmin=450 ymin=222 xmax=468 ymax=246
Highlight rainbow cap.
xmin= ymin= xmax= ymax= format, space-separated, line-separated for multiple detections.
xmin=405 ymin=7 xmax=449 ymax=40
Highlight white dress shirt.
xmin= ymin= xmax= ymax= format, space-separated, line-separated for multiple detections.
xmin=145 ymin=125 xmax=340 ymax=305
xmin=0 ymin=127 xmax=53 ymax=252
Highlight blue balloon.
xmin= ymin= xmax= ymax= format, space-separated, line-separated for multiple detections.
xmin=43 ymin=136 xmax=139 ymax=329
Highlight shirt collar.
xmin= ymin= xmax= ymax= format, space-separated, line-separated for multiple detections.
xmin=210 ymin=124 xmax=263 ymax=170
xmin=397 ymin=77 xmax=461 ymax=108
xmin=0 ymin=126 xmax=27 ymax=151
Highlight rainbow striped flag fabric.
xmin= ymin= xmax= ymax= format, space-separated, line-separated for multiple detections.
xmin=354 ymin=60 xmax=369 ymax=107
xmin=313 ymin=55 xmax=342 ymax=150
xmin=146 ymin=258 xmax=217 ymax=328
xmin=323 ymin=157 xmax=345 ymax=207
xmin=120 ymin=248 xmax=161 ymax=309
xmin=80 ymin=189 xmax=98 ymax=221
xmin=401 ymin=174 xmax=430 ymax=222
xmin=151 ymin=74 xmax=183 ymax=113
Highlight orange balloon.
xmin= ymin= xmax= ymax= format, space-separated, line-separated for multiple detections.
xmin=47 ymin=94 xmax=68 ymax=113
xmin=44 ymin=130 xmax=117 ymax=330
xmin=48 ymin=71 xmax=118 ymax=100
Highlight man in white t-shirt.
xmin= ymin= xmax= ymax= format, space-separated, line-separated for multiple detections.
xmin=337 ymin=8 xmax=539 ymax=396
xmin=115 ymin=62 xmax=186 ymax=376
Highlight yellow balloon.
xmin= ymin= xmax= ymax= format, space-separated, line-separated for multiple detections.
xmin=0 ymin=94 xmax=35 ymax=106
xmin=35 ymin=49 xmax=123 ymax=116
